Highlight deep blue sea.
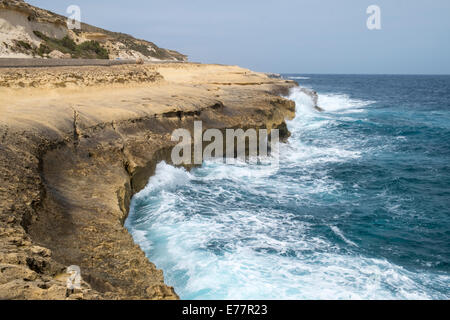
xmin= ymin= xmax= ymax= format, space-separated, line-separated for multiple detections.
xmin=125 ymin=74 xmax=450 ymax=299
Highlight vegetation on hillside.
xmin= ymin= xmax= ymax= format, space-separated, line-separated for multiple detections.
xmin=33 ymin=31 xmax=109 ymax=59
xmin=1 ymin=0 xmax=186 ymax=61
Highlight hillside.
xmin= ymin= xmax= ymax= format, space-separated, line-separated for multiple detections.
xmin=0 ymin=0 xmax=187 ymax=61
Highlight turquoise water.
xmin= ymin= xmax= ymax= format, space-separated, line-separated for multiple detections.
xmin=125 ymin=75 xmax=450 ymax=299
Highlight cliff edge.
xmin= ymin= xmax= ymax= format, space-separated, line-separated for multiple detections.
xmin=0 ymin=62 xmax=297 ymax=299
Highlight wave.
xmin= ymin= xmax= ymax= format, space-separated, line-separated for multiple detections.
xmin=126 ymin=160 xmax=447 ymax=299
xmin=289 ymin=76 xmax=311 ymax=80
xmin=132 ymin=161 xmax=192 ymax=203
xmin=318 ymin=93 xmax=374 ymax=112
xmin=286 ymin=87 xmax=374 ymax=115
xmin=125 ymin=84 xmax=449 ymax=300
xmin=330 ymin=226 xmax=359 ymax=247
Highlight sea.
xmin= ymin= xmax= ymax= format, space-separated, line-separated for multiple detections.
xmin=125 ymin=74 xmax=450 ymax=299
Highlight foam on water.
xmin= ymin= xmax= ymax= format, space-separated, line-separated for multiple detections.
xmin=330 ymin=226 xmax=359 ymax=247
xmin=318 ymin=93 xmax=374 ymax=112
xmin=126 ymin=78 xmax=450 ymax=300
xmin=289 ymin=76 xmax=311 ymax=80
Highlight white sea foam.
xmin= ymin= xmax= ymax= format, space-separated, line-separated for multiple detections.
xmin=289 ymin=76 xmax=311 ymax=80
xmin=128 ymin=170 xmax=445 ymax=299
xmin=125 ymin=86 xmax=449 ymax=300
xmin=282 ymin=89 xmax=363 ymax=167
xmin=287 ymin=88 xmax=316 ymax=114
xmin=132 ymin=162 xmax=192 ymax=202
xmin=126 ymin=156 xmax=448 ymax=299
xmin=287 ymin=87 xmax=374 ymax=115
xmin=318 ymin=93 xmax=374 ymax=112
xmin=330 ymin=226 xmax=359 ymax=247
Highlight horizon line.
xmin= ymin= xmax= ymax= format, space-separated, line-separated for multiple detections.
xmin=277 ymin=72 xmax=450 ymax=76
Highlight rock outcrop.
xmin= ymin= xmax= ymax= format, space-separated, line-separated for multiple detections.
xmin=0 ymin=62 xmax=297 ymax=299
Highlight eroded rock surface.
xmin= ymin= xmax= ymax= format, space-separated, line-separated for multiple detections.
xmin=0 ymin=63 xmax=297 ymax=299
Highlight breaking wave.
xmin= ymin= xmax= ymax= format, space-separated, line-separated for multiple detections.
xmin=126 ymin=75 xmax=450 ymax=300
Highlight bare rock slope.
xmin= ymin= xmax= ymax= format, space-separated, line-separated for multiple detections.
xmin=0 ymin=62 xmax=297 ymax=299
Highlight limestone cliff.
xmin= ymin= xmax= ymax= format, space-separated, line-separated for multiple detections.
xmin=0 ymin=0 xmax=187 ymax=61
xmin=0 ymin=62 xmax=297 ymax=299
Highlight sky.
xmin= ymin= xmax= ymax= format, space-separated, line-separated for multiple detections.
xmin=27 ymin=0 xmax=450 ymax=74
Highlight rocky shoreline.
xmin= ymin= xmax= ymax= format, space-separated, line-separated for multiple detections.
xmin=0 ymin=62 xmax=297 ymax=299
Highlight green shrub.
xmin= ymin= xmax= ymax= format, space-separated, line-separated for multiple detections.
xmin=74 ymin=40 xmax=109 ymax=59
xmin=60 ymin=36 xmax=77 ymax=51
xmin=37 ymin=43 xmax=51 ymax=56
xmin=32 ymin=30 xmax=109 ymax=59
xmin=33 ymin=30 xmax=49 ymax=41
xmin=15 ymin=40 xmax=32 ymax=50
